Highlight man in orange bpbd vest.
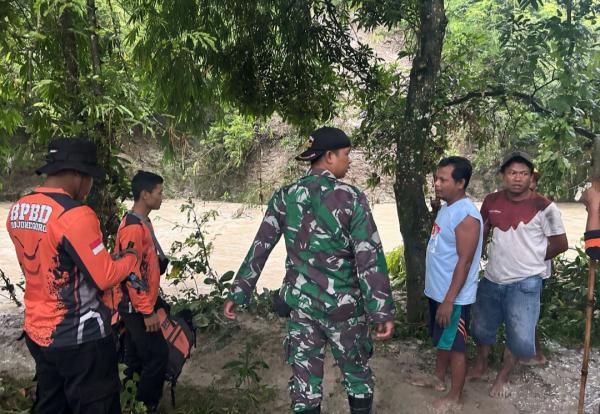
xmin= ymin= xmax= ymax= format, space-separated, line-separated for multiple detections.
xmin=113 ymin=171 xmax=169 ymax=413
xmin=6 ymin=137 xmax=139 ymax=414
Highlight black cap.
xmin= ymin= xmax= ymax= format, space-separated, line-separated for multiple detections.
xmin=500 ymin=150 xmax=534 ymax=173
xmin=295 ymin=127 xmax=351 ymax=161
xmin=36 ymin=137 xmax=105 ymax=179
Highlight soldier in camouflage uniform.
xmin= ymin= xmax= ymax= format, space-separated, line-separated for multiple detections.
xmin=223 ymin=127 xmax=396 ymax=414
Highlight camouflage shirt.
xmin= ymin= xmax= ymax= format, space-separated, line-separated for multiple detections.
xmin=229 ymin=168 xmax=395 ymax=323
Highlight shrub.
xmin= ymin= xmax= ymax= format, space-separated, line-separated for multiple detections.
xmin=539 ymin=247 xmax=600 ymax=347
xmin=385 ymin=245 xmax=406 ymax=290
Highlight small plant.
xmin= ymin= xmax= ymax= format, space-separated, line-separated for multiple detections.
xmin=166 ymin=199 xmax=218 ymax=295
xmin=163 ymin=199 xmax=237 ymax=343
xmin=385 ymin=246 xmax=406 ymax=290
xmin=222 ymin=343 xmax=270 ymax=389
xmin=247 ymin=288 xmax=277 ymax=318
xmin=120 ymin=374 xmax=147 ymax=414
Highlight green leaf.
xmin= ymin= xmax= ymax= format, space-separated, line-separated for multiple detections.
xmin=222 ymin=360 xmax=243 ymax=369
xmin=192 ymin=313 xmax=210 ymax=328
xmin=219 ymin=271 xmax=235 ymax=283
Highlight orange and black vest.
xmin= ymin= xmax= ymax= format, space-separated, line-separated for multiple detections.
xmin=6 ymin=187 xmax=137 ymax=348
xmin=106 ymin=212 xmax=161 ymax=316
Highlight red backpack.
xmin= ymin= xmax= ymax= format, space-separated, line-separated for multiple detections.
xmin=156 ymin=307 xmax=196 ymax=406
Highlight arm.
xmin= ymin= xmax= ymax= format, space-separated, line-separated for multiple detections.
xmin=479 ymin=197 xmax=491 ymax=256
xmin=63 ymin=208 xmax=138 ymax=291
xmin=545 ymin=234 xmax=568 ymax=260
xmin=587 ymin=208 xmax=600 ymax=232
xmin=581 ymin=186 xmax=600 ymax=260
xmin=436 ymin=216 xmax=481 ymax=327
xmin=540 ymin=203 xmax=568 ymax=260
xmin=117 ymin=224 xmax=154 ymax=315
xmin=481 ymin=220 xmax=491 ymax=256
xmin=350 ymin=193 xmax=395 ymax=325
xmin=227 ymin=191 xmax=284 ymax=307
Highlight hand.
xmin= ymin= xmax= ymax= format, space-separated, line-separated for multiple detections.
xmin=223 ymin=300 xmax=237 ymax=320
xmin=143 ymin=312 xmax=160 ymax=332
xmin=581 ymin=185 xmax=600 ymax=211
xmin=430 ymin=197 xmax=442 ymax=212
xmin=374 ymin=320 xmax=394 ymax=341
xmin=435 ymin=301 xmax=453 ymax=327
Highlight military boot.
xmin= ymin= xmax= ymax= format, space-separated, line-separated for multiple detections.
xmin=348 ymin=394 xmax=373 ymax=414
xmin=298 ymin=406 xmax=321 ymax=414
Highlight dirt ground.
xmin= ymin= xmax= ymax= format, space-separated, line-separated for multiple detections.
xmin=1 ymin=309 xmax=598 ymax=413
xmin=180 ymin=314 xmax=521 ymax=414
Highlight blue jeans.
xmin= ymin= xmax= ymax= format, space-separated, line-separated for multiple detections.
xmin=471 ymin=276 xmax=542 ymax=359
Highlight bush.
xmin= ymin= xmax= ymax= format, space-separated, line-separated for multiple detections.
xmin=385 ymin=245 xmax=406 ymax=290
xmin=539 ymin=247 xmax=600 ymax=347
xmin=0 ymin=375 xmax=34 ymax=412
xmin=188 ymin=112 xmax=268 ymax=200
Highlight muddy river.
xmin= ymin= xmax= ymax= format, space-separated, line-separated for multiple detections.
xmin=0 ymin=200 xmax=587 ymax=310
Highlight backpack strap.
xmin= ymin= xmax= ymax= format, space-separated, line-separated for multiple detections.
xmin=127 ymin=210 xmax=167 ymax=260
xmin=171 ymin=379 xmax=177 ymax=407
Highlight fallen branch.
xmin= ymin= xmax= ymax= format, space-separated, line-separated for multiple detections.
xmin=0 ymin=268 xmax=23 ymax=307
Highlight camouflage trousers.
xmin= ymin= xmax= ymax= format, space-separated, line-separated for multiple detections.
xmin=284 ymin=309 xmax=374 ymax=412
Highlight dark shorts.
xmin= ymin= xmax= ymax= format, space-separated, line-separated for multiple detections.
xmin=428 ymin=299 xmax=471 ymax=352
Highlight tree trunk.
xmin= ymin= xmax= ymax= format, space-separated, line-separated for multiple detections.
xmin=395 ymin=0 xmax=447 ymax=324
xmin=85 ymin=0 xmax=122 ymax=243
xmin=59 ymin=6 xmax=81 ymax=117
xmin=86 ymin=0 xmax=102 ymax=80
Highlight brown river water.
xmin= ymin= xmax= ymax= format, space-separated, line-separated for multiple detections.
xmin=0 ymin=200 xmax=587 ymax=310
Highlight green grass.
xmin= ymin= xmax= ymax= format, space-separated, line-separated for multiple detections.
xmin=0 ymin=374 xmax=34 ymax=413
xmin=0 ymin=374 xmax=275 ymax=414
xmin=158 ymin=383 xmax=276 ymax=414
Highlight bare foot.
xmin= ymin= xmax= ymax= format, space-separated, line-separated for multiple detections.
xmin=489 ymin=379 xmax=511 ymax=398
xmin=409 ymin=374 xmax=447 ymax=392
xmin=520 ymin=354 xmax=547 ymax=366
xmin=429 ymin=396 xmax=463 ymax=413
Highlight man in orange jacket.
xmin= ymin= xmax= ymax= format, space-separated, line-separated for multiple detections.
xmin=6 ymin=137 xmax=139 ymax=413
xmin=115 ymin=170 xmax=168 ymax=413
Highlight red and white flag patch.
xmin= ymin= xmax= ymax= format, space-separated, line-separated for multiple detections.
xmin=89 ymin=238 xmax=105 ymax=256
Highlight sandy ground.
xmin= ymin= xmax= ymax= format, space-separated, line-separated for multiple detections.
xmin=1 ymin=311 xmax=598 ymax=413
xmin=0 ymin=199 xmax=587 ymax=309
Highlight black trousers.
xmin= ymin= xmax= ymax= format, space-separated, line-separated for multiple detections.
xmin=25 ymin=334 xmax=121 ymax=414
xmin=120 ymin=311 xmax=169 ymax=407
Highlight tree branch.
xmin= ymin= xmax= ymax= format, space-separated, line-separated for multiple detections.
xmin=444 ymin=87 xmax=598 ymax=140
xmin=444 ymin=88 xmax=506 ymax=107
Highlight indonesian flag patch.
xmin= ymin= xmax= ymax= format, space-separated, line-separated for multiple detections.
xmin=90 ymin=238 xmax=105 ymax=256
